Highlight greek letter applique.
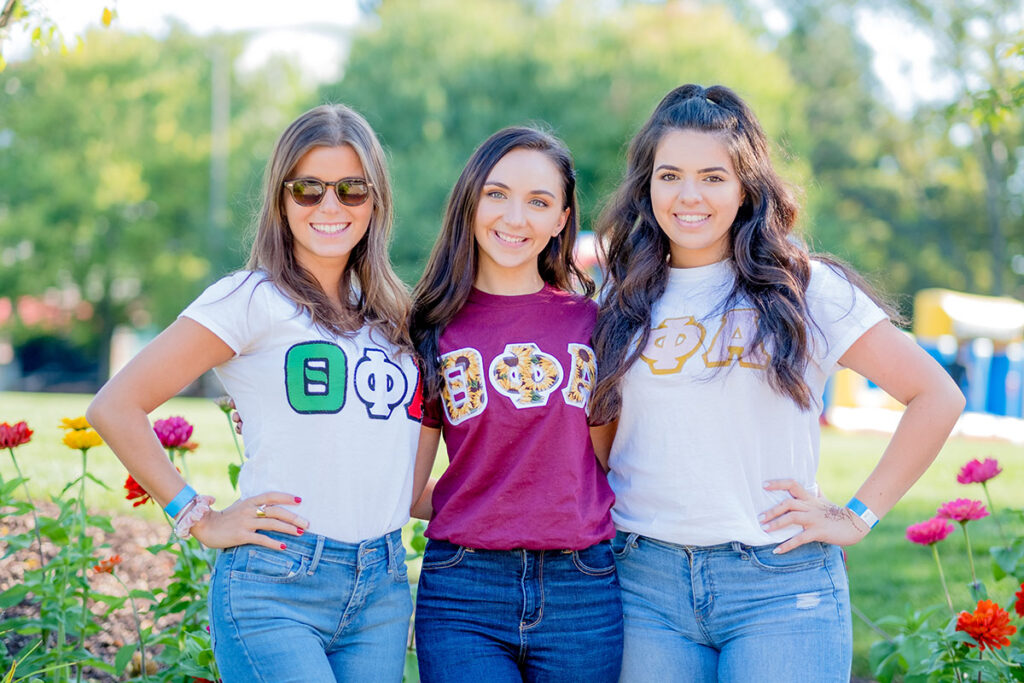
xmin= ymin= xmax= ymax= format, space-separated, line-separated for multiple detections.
xmin=702 ymin=308 xmax=770 ymax=369
xmin=284 ymin=341 xmax=347 ymax=414
xmin=488 ymin=343 xmax=563 ymax=409
xmin=640 ymin=316 xmax=705 ymax=375
xmin=440 ymin=348 xmax=487 ymax=425
xmin=353 ymin=348 xmax=409 ymax=420
xmin=562 ymin=343 xmax=597 ymax=412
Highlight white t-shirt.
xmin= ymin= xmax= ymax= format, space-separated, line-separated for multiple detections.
xmin=180 ymin=271 xmax=421 ymax=543
xmin=608 ymin=259 xmax=887 ymax=546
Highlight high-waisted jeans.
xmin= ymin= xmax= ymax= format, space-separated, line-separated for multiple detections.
xmin=415 ymin=539 xmax=624 ymax=682
xmin=612 ymin=530 xmax=852 ymax=683
xmin=209 ymin=528 xmax=411 ymax=683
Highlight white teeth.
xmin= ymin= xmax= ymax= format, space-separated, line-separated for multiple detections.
xmin=310 ymin=223 xmax=348 ymax=234
xmin=675 ymin=214 xmax=709 ymax=224
xmin=494 ymin=230 xmax=527 ymax=244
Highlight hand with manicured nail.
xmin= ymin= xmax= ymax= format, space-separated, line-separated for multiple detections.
xmin=759 ymin=479 xmax=869 ymax=554
xmin=191 ymin=491 xmax=309 ymax=551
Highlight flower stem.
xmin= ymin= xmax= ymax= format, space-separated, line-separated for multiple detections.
xmin=75 ymin=448 xmax=88 ymax=683
xmin=8 ymin=448 xmax=52 ymax=653
xmin=8 ymin=449 xmax=45 ymax=572
xmin=223 ymin=412 xmax=244 ymax=464
xmin=961 ymin=522 xmax=979 ymax=589
xmin=980 ymin=482 xmax=1006 ymax=543
xmin=931 ymin=544 xmax=955 ymax=615
xmin=114 ymin=574 xmax=148 ymax=681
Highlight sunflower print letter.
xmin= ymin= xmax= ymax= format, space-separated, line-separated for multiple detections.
xmin=488 ymin=343 xmax=563 ymax=409
xmin=562 ymin=343 xmax=597 ymax=413
xmin=440 ymin=347 xmax=487 ymax=424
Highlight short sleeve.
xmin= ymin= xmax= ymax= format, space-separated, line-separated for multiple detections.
xmin=421 ymin=396 xmax=443 ymax=429
xmin=179 ymin=271 xmax=274 ymax=355
xmin=807 ymin=260 xmax=889 ymax=374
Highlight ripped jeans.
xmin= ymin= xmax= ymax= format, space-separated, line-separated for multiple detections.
xmin=612 ymin=531 xmax=851 ymax=683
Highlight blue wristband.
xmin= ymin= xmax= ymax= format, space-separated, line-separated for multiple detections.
xmin=846 ymin=497 xmax=879 ymax=529
xmin=165 ymin=484 xmax=197 ymax=518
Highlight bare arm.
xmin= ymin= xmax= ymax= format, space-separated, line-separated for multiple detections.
xmin=762 ymin=321 xmax=965 ymax=552
xmin=589 ymin=420 xmax=618 ymax=473
xmin=87 ymin=317 xmax=308 ymax=550
xmin=410 ymin=426 xmax=441 ymax=520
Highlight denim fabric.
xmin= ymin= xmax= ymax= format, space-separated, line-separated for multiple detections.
xmin=209 ymin=529 xmax=411 ymax=683
xmin=415 ymin=539 xmax=623 ymax=682
xmin=612 ymin=530 xmax=851 ymax=683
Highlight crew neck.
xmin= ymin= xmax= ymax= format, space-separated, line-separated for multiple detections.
xmin=467 ymin=284 xmax=561 ymax=307
xmin=667 ymin=259 xmax=733 ymax=284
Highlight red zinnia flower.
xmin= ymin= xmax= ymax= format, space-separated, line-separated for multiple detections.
xmin=124 ymin=474 xmax=152 ymax=507
xmin=956 ymin=599 xmax=1017 ymax=651
xmin=957 ymin=458 xmax=1002 ymax=485
xmin=92 ymin=555 xmax=122 ymax=574
xmin=0 ymin=421 xmax=33 ymax=449
xmin=905 ymin=517 xmax=954 ymax=546
xmin=936 ymin=498 xmax=989 ymax=523
xmin=1015 ymin=583 xmax=1024 ymax=619
xmin=153 ymin=416 xmax=194 ymax=449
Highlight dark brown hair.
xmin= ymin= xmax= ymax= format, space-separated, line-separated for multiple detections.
xmin=412 ymin=126 xmax=594 ymax=400
xmin=590 ymin=84 xmax=892 ymax=423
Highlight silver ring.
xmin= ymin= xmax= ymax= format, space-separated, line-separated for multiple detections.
xmin=255 ymin=504 xmax=267 ymax=518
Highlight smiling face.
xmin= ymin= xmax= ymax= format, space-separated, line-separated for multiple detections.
xmin=650 ymin=128 xmax=744 ymax=268
xmin=472 ymin=147 xmax=569 ymax=294
xmin=284 ymin=144 xmax=372 ymax=288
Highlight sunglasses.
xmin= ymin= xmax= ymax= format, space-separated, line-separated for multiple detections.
xmin=283 ymin=177 xmax=373 ymax=207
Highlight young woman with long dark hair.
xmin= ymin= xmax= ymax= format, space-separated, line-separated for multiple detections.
xmin=590 ymin=84 xmax=964 ymax=682
xmin=410 ymin=126 xmax=622 ymax=682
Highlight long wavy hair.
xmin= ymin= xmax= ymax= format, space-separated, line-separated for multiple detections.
xmin=245 ymin=104 xmax=411 ymax=352
xmin=590 ymin=84 xmax=891 ymax=423
xmin=412 ymin=126 xmax=595 ymax=400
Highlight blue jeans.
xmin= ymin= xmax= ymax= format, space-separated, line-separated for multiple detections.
xmin=414 ymin=539 xmax=623 ymax=682
xmin=209 ymin=529 xmax=412 ymax=683
xmin=612 ymin=531 xmax=851 ymax=683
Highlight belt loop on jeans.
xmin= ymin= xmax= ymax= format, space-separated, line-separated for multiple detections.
xmin=307 ymin=534 xmax=325 ymax=575
xmin=385 ymin=530 xmax=398 ymax=572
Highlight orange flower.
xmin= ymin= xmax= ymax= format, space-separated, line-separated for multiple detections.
xmin=955 ymin=599 xmax=1017 ymax=651
xmin=92 ymin=555 xmax=122 ymax=574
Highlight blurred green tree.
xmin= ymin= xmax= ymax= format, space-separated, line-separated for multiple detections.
xmin=0 ymin=25 xmax=306 ymax=378
xmin=320 ymin=0 xmax=804 ymax=283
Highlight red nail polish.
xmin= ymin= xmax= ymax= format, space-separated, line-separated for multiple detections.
xmin=297 ymin=528 xmax=304 ymax=535
xmin=294 ymin=496 xmax=302 ymax=503
xmin=280 ymin=543 xmax=287 ymax=550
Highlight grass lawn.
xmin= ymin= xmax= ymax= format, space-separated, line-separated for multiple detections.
xmin=2 ymin=391 xmax=1022 ymax=679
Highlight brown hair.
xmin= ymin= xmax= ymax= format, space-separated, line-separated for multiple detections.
xmin=246 ymin=104 xmax=411 ymax=351
xmin=412 ymin=126 xmax=594 ymax=400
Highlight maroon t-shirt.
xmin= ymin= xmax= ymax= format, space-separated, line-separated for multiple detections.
xmin=422 ymin=285 xmax=615 ymax=550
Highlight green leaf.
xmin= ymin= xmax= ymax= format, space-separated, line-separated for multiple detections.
xmin=228 ymin=463 xmax=241 ymax=490
xmin=967 ymin=580 xmax=988 ymax=602
xmin=113 ymin=644 xmax=135 ymax=674
xmin=83 ymin=472 xmax=110 ymax=491
xmin=0 ymin=584 xmax=31 ymax=608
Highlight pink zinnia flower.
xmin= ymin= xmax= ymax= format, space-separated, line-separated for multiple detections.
xmin=153 ymin=416 xmax=194 ymax=449
xmin=905 ymin=517 xmax=955 ymax=545
xmin=957 ymin=458 xmax=1002 ymax=485
xmin=936 ymin=498 xmax=989 ymax=523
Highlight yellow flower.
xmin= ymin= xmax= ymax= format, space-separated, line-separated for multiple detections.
xmin=59 ymin=416 xmax=91 ymax=431
xmin=63 ymin=429 xmax=103 ymax=451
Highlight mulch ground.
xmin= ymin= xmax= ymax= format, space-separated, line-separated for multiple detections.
xmin=0 ymin=503 xmax=178 ymax=682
